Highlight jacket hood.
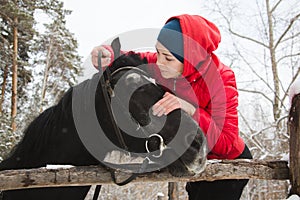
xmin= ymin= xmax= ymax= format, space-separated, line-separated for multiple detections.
xmin=165 ymin=15 xmax=221 ymax=80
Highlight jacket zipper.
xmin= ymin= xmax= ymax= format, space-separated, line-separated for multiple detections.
xmin=173 ymin=78 xmax=177 ymax=92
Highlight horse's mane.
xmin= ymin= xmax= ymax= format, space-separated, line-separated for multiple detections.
xmin=108 ymin=51 xmax=148 ymax=72
xmin=0 ymin=88 xmax=95 ymax=170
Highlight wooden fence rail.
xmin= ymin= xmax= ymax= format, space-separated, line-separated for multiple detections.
xmin=0 ymin=159 xmax=289 ymax=191
xmin=0 ymin=95 xmax=299 ymax=196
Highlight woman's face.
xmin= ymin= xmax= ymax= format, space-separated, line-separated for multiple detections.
xmin=155 ymin=42 xmax=183 ymax=79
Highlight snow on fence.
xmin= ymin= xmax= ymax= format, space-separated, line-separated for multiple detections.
xmin=0 ymin=94 xmax=299 ymax=196
xmin=0 ymin=159 xmax=290 ymax=191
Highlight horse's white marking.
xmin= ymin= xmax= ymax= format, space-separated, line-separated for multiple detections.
xmin=125 ymin=73 xmax=141 ymax=85
xmin=125 ymin=72 xmax=157 ymax=86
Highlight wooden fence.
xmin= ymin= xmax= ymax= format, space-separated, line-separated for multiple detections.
xmin=0 ymin=159 xmax=289 ymax=191
xmin=288 ymin=93 xmax=300 ymax=195
xmin=0 ymin=93 xmax=299 ymax=196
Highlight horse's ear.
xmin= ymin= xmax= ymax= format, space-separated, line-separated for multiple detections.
xmin=111 ymin=37 xmax=121 ymax=60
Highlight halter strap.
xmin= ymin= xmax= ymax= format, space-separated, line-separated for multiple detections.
xmin=98 ymin=51 xmax=129 ymax=151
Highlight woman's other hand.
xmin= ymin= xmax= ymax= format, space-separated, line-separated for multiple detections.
xmin=152 ymin=92 xmax=196 ymax=117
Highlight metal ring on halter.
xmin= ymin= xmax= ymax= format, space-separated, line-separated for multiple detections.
xmin=145 ymin=133 xmax=168 ymax=158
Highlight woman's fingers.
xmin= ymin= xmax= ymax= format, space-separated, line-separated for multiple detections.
xmin=152 ymin=92 xmax=180 ymax=116
xmin=91 ymin=46 xmax=111 ymax=67
xmin=152 ymin=92 xmax=196 ymax=116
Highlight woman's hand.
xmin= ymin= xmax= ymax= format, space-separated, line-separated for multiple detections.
xmin=152 ymin=92 xmax=196 ymax=117
xmin=91 ymin=46 xmax=112 ymax=67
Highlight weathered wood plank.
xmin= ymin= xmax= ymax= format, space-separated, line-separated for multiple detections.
xmin=288 ymin=93 xmax=300 ymax=196
xmin=0 ymin=159 xmax=289 ymax=191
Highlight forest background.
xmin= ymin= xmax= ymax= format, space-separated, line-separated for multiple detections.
xmin=0 ymin=0 xmax=299 ymax=199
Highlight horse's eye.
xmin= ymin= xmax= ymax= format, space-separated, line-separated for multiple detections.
xmin=125 ymin=73 xmax=142 ymax=86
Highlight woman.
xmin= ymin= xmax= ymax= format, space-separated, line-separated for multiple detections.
xmin=91 ymin=14 xmax=252 ymax=200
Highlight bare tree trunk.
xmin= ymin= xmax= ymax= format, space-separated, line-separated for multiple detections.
xmin=266 ymin=0 xmax=280 ymax=122
xmin=11 ymin=16 xmax=18 ymax=131
xmin=0 ymin=65 xmax=8 ymax=114
xmin=40 ymin=38 xmax=53 ymax=112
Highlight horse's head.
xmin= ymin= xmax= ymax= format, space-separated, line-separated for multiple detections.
xmin=100 ymin=51 xmax=207 ymax=176
xmin=107 ymin=52 xmax=164 ymax=127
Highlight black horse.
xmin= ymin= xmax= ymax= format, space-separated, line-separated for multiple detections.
xmin=0 ymin=52 xmax=207 ymax=200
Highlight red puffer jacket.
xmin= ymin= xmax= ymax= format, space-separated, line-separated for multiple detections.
xmin=103 ymin=14 xmax=245 ymax=160
xmin=138 ymin=15 xmax=245 ymax=159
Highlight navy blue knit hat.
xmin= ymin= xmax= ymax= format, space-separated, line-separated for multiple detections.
xmin=157 ymin=19 xmax=184 ymax=63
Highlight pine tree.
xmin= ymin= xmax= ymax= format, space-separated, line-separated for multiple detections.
xmin=32 ymin=11 xmax=82 ymax=111
xmin=0 ymin=0 xmax=37 ymax=131
xmin=0 ymin=0 xmax=82 ymax=158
